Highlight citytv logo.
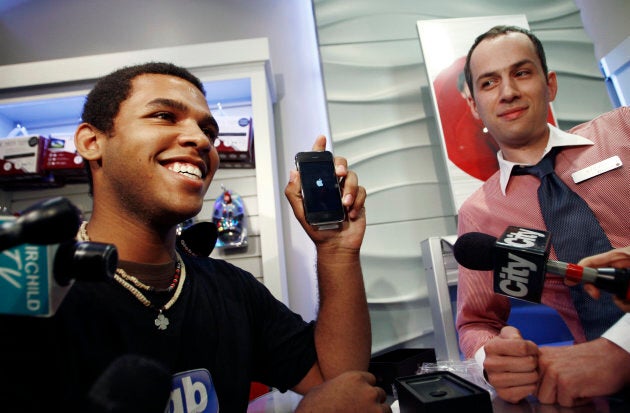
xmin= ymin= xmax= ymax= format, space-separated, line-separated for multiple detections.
xmin=167 ymin=369 xmax=219 ymax=413
xmin=497 ymin=228 xmax=547 ymax=299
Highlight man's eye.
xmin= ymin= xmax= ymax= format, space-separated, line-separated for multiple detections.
xmin=202 ymin=127 xmax=218 ymax=143
xmin=155 ymin=112 xmax=176 ymax=121
xmin=515 ymin=70 xmax=530 ymax=77
xmin=481 ymin=79 xmax=496 ymax=89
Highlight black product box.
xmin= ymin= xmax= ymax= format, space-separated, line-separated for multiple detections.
xmin=368 ymin=348 xmax=436 ymax=395
xmin=394 ymin=371 xmax=492 ymax=413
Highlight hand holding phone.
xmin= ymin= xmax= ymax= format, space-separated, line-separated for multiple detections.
xmin=295 ymin=151 xmax=346 ymax=228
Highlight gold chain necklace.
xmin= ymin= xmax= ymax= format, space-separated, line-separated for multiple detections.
xmin=77 ymin=221 xmax=186 ymax=330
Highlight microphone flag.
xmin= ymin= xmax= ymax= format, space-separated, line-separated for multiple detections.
xmin=0 ymin=220 xmax=65 ymax=317
xmin=493 ymin=226 xmax=550 ymax=303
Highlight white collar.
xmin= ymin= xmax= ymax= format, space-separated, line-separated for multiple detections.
xmin=497 ymin=123 xmax=594 ymax=195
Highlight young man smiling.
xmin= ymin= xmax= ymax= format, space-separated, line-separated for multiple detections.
xmin=1 ymin=63 xmax=390 ymax=412
xmin=455 ymin=26 xmax=630 ymax=407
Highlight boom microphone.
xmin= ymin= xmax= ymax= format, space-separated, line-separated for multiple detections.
xmin=454 ymin=226 xmax=630 ymax=302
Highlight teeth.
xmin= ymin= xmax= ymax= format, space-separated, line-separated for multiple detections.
xmin=168 ymin=162 xmax=202 ymax=179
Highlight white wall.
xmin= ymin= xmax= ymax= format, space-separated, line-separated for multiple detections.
xmin=0 ymin=0 xmax=329 ymax=321
xmin=574 ymin=0 xmax=630 ymax=60
xmin=312 ymin=0 xmax=620 ymax=354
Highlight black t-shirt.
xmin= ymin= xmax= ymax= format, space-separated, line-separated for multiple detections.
xmin=0 ymin=253 xmax=317 ymax=412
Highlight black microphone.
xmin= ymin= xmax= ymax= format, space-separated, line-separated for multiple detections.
xmin=0 ymin=196 xmax=82 ymax=252
xmin=53 ymin=240 xmax=118 ymax=286
xmin=0 ymin=197 xmax=117 ymax=316
xmin=454 ymin=226 xmax=630 ymax=302
xmin=85 ymin=354 xmax=172 ymax=413
xmin=177 ymin=221 xmax=218 ymax=257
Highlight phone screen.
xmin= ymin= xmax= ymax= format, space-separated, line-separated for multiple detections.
xmin=296 ymin=152 xmax=345 ymax=226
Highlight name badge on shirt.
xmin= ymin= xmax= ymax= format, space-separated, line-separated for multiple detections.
xmin=572 ymin=156 xmax=622 ymax=184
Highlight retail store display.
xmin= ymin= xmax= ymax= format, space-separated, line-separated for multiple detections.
xmin=212 ymin=185 xmax=248 ymax=249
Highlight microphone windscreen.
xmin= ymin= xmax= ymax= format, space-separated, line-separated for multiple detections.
xmin=178 ymin=221 xmax=218 ymax=257
xmin=86 ymin=354 xmax=171 ymax=413
xmin=453 ymin=232 xmax=497 ymax=271
xmin=18 ymin=196 xmax=82 ymax=245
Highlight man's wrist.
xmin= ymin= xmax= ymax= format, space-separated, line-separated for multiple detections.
xmin=316 ymin=245 xmax=361 ymax=265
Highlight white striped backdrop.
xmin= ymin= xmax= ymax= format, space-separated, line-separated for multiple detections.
xmin=312 ymin=0 xmax=613 ymax=354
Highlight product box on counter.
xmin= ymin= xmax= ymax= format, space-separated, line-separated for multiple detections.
xmin=394 ymin=371 xmax=493 ymax=413
xmin=215 ymin=116 xmax=254 ymax=168
xmin=369 ymin=348 xmax=436 ymax=395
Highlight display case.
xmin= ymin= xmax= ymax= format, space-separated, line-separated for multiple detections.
xmin=0 ymin=38 xmax=290 ymax=304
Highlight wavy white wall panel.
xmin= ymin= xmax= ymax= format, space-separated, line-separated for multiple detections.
xmin=362 ymin=218 xmax=457 ymax=352
xmin=333 ymin=119 xmax=432 ymax=157
xmin=361 ymin=217 xmax=456 ymax=352
xmin=553 ymin=77 xmax=614 ymax=122
xmin=315 ymin=1 xmax=582 ymax=43
xmin=313 ymin=0 xmax=610 ymax=355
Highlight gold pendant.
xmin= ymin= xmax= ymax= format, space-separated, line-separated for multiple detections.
xmin=155 ymin=312 xmax=170 ymax=330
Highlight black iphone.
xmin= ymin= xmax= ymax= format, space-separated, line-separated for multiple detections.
xmin=295 ymin=150 xmax=346 ymax=227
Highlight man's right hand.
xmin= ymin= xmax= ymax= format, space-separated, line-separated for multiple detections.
xmin=483 ymin=326 xmax=540 ymax=403
xmin=295 ymin=371 xmax=391 ymax=413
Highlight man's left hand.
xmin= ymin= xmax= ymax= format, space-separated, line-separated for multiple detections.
xmin=537 ymin=338 xmax=630 ymax=407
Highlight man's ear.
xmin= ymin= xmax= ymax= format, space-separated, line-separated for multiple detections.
xmin=546 ymin=70 xmax=559 ymax=102
xmin=74 ymin=123 xmax=104 ymax=161
xmin=466 ymin=95 xmax=481 ymax=120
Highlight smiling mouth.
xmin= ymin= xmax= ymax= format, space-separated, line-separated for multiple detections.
xmin=167 ymin=162 xmax=203 ymax=180
xmin=499 ymin=107 xmax=526 ymax=119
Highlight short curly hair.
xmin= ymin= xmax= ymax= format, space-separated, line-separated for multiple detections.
xmin=82 ymin=62 xmax=206 ymax=134
xmin=80 ymin=62 xmax=206 ymax=194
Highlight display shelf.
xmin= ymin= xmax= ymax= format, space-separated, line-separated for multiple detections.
xmin=0 ymin=38 xmax=289 ymax=304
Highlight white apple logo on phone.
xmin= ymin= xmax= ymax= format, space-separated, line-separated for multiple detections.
xmin=316 ymin=178 xmax=323 ymax=187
